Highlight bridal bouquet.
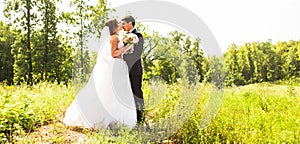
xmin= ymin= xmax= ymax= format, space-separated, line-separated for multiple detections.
xmin=123 ymin=33 xmax=139 ymax=54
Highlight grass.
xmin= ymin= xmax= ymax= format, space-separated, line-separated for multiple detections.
xmin=0 ymin=80 xmax=299 ymax=143
xmin=198 ymin=83 xmax=300 ymax=143
xmin=0 ymin=82 xmax=74 ymax=143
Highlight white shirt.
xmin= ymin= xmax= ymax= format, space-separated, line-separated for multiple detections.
xmin=129 ymin=27 xmax=136 ymax=33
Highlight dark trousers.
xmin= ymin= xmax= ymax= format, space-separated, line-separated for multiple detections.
xmin=129 ymin=75 xmax=144 ymax=123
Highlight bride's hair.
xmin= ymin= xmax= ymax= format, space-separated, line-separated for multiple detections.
xmin=105 ymin=19 xmax=118 ymax=35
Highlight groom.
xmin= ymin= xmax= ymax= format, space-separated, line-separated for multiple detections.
xmin=121 ymin=16 xmax=145 ymax=124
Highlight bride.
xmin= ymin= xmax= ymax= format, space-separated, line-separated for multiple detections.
xmin=63 ymin=19 xmax=137 ymax=129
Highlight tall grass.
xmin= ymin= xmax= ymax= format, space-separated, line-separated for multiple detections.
xmin=1 ymin=81 xmax=299 ymax=143
xmin=174 ymin=83 xmax=300 ymax=143
xmin=0 ymin=82 xmax=74 ymax=143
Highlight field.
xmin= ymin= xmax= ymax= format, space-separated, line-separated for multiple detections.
xmin=0 ymin=80 xmax=299 ymax=143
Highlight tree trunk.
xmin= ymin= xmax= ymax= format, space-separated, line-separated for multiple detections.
xmin=44 ymin=0 xmax=49 ymax=80
xmin=27 ymin=0 xmax=33 ymax=85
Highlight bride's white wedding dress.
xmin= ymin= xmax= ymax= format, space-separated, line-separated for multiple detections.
xmin=63 ymin=36 xmax=137 ymax=129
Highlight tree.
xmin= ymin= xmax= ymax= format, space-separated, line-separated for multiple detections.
xmin=152 ymin=58 xmax=180 ymax=84
xmin=205 ymin=56 xmax=226 ymax=88
xmin=4 ymin=0 xmax=39 ymax=85
xmin=26 ymin=0 xmax=68 ymax=83
xmin=141 ymin=28 xmax=208 ymax=84
xmin=0 ymin=21 xmax=18 ymax=85
xmin=280 ymin=40 xmax=300 ymax=79
xmin=62 ymin=0 xmax=110 ymax=82
xmin=224 ymin=44 xmax=245 ymax=86
xmin=190 ymin=38 xmax=206 ymax=82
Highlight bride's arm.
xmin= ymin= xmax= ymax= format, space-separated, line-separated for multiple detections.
xmin=110 ymin=36 xmax=131 ymax=58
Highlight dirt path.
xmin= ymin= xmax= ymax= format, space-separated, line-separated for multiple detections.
xmin=21 ymin=121 xmax=88 ymax=143
xmin=20 ymin=113 xmax=88 ymax=143
xmin=20 ymin=112 xmax=169 ymax=143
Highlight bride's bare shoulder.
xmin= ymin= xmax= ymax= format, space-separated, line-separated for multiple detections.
xmin=110 ymin=35 xmax=119 ymax=42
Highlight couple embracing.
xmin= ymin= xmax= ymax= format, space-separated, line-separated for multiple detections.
xmin=63 ymin=16 xmax=145 ymax=129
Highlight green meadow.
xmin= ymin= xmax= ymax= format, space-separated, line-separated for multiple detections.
xmin=1 ymin=80 xmax=299 ymax=143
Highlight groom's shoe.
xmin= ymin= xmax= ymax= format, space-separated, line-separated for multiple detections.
xmin=145 ymin=124 xmax=152 ymax=133
xmin=108 ymin=121 xmax=120 ymax=133
xmin=134 ymin=123 xmax=152 ymax=133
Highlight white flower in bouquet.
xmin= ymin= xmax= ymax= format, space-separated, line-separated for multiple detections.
xmin=122 ymin=33 xmax=139 ymax=54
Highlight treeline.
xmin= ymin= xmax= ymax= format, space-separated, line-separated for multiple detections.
xmin=0 ymin=0 xmax=110 ymax=85
xmin=1 ymin=0 xmax=299 ymax=86
xmin=2 ymin=18 xmax=300 ymax=86
xmin=224 ymin=40 xmax=300 ymax=85
xmin=141 ymin=26 xmax=300 ymax=86
xmin=141 ymin=28 xmax=207 ymax=84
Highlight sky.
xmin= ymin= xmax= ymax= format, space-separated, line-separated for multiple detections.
xmin=105 ymin=0 xmax=300 ymax=53
xmin=1 ymin=0 xmax=300 ymax=53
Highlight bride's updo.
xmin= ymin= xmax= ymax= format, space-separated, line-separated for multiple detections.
xmin=105 ymin=19 xmax=119 ymax=35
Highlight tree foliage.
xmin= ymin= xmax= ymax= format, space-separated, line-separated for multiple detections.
xmin=1 ymin=1 xmax=299 ymax=86
xmin=224 ymin=40 xmax=300 ymax=86
xmin=1 ymin=0 xmax=110 ymax=85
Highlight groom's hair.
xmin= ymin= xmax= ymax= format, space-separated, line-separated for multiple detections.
xmin=122 ymin=16 xmax=135 ymax=27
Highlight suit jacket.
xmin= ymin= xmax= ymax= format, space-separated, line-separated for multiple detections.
xmin=123 ymin=29 xmax=144 ymax=76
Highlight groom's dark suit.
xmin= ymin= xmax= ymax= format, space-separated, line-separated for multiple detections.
xmin=123 ymin=29 xmax=144 ymax=123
